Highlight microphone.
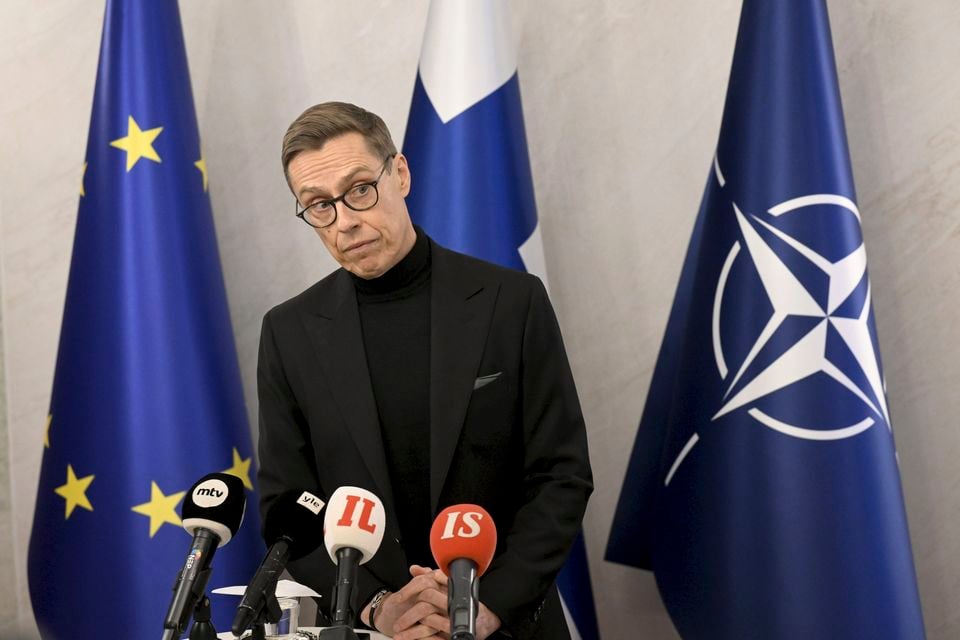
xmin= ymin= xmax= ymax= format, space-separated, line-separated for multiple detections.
xmin=323 ymin=486 xmax=386 ymax=628
xmin=161 ymin=472 xmax=246 ymax=640
xmin=429 ymin=505 xmax=498 ymax=640
xmin=231 ymin=489 xmax=326 ymax=636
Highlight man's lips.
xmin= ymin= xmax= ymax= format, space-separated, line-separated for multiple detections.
xmin=343 ymin=238 xmax=376 ymax=253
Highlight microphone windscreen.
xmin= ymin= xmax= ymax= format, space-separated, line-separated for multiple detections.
xmin=263 ymin=489 xmax=326 ymax=560
xmin=430 ymin=504 xmax=497 ymax=577
xmin=323 ymin=486 xmax=386 ymax=565
xmin=181 ymin=472 xmax=246 ymax=545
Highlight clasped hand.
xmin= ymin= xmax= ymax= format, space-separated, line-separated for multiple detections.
xmin=369 ymin=565 xmax=501 ymax=639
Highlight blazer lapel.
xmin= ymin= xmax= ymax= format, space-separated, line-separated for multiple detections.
xmin=430 ymin=244 xmax=499 ymax=513
xmin=301 ymin=271 xmax=396 ymax=520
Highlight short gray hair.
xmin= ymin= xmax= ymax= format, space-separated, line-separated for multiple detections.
xmin=281 ymin=102 xmax=397 ymax=187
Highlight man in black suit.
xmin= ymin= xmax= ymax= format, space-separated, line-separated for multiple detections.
xmin=257 ymin=102 xmax=592 ymax=640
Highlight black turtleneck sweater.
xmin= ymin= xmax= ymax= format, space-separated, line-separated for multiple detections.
xmin=350 ymin=230 xmax=433 ymax=568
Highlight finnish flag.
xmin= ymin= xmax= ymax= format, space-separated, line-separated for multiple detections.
xmin=403 ymin=0 xmax=547 ymax=286
xmin=403 ymin=2 xmax=599 ymax=638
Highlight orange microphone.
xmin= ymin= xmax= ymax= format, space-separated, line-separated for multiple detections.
xmin=430 ymin=505 xmax=498 ymax=640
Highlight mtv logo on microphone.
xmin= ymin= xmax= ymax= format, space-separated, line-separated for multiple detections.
xmin=192 ymin=478 xmax=229 ymax=508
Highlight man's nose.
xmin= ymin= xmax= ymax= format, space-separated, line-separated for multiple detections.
xmin=335 ymin=203 xmax=362 ymax=232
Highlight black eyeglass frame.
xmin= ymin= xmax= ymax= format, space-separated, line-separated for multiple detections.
xmin=294 ymin=155 xmax=396 ymax=229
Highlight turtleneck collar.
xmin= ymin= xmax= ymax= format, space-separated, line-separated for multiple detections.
xmin=350 ymin=226 xmax=431 ymax=298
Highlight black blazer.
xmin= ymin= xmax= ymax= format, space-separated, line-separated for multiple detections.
xmin=256 ymin=238 xmax=593 ymax=639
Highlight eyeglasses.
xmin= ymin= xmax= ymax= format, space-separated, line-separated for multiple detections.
xmin=295 ymin=156 xmax=395 ymax=229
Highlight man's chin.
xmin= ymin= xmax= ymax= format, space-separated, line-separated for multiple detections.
xmin=346 ymin=261 xmax=386 ymax=280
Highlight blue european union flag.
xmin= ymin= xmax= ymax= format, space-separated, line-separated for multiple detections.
xmin=27 ymin=1 xmax=263 ymax=637
xmin=606 ymin=1 xmax=925 ymax=638
xmin=403 ymin=2 xmax=599 ymax=639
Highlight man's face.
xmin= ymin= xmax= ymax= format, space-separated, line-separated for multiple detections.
xmin=287 ymin=132 xmax=415 ymax=279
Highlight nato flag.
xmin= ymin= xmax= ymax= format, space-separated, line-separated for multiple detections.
xmin=27 ymin=1 xmax=263 ymax=637
xmin=403 ymin=2 xmax=599 ymax=639
xmin=606 ymin=1 xmax=925 ymax=638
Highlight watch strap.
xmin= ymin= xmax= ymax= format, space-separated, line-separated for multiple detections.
xmin=368 ymin=588 xmax=390 ymax=633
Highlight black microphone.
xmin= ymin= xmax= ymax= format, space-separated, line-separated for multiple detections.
xmin=161 ymin=472 xmax=246 ymax=640
xmin=231 ymin=489 xmax=326 ymax=636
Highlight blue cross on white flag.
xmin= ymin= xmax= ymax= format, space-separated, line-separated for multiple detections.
xmin=403 ymin=0 xmax=547 ymax=286
xmin=606 ymin=1 xmax=925 ymax=638
xmin=403 ymin=2 xmax=599 ymax=638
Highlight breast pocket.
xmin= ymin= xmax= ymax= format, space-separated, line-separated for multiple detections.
xmin=463 ymin=370 xmax=518 ymax=458
xmin=473 ymin=371 xmax=503 ymax=390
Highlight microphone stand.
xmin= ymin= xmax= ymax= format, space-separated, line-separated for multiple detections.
xmin=318 ymin=625 xmax=361 ymax=639
xmin=162 ymin=564 xmax=214 ymax=640
xmin=189 ymin=595 xmax=217 ymax=640
xmin=248 ymin=576 xmax=283 ymax=640
xmin=448 ymin=559 xmax=479 ymax=640
xmin=319 ymin=547 xmax=361 ymax=640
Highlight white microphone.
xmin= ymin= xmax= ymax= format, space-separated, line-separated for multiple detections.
xmin=323 ymin=486 xmax=386 ymax=627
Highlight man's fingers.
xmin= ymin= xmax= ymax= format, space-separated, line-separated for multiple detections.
xmin=392 ymin=622 xmax=447 ymax=640
xmin=394 ymin=600 xmax=445 ymax=632
xmin=418 ymin=612 xmax=451 ymax=633
xmin=414 ymin=585 xmax=448 ymax=610
xmin=394 ymin=572 xmax=443 ymax=603
xmin=475 ymin=601 xmax=503 ymax=640
xmin=409 ymin=564 xmax=440 ymax=580
xmin=399 ymin=609 xmax=449 ymax=635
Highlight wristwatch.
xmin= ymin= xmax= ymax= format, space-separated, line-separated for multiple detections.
xmin=368 ymin=588 xmax=390 ymax=633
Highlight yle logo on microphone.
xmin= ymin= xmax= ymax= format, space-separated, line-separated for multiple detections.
xmin=439 ymin=511 xmax=484 ymax=539
xmin=337 ymin=495 xmax=378 ymax=534
xmin=297 ymin=491 xmax=324 ymax=515
xmin=192 ymin=478 xmax=229 ymax=508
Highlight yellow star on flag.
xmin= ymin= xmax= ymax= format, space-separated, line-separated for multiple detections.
xmin=109 ymin=115 xmax=163 ymax=172
xmin=223 ymin=447 xmax=253 ymax=490
xmin=194 ymin=157 xmax=209 ymax=192
xmin=54 ymin=464 xmax=94 ymax=519
xmin=132 ymin=481 xmax=186 ymax=538
xmin=44 ymin=414 xmax=52 ymax=448
xmin=80 ymin=162 xmax=87 ymax=197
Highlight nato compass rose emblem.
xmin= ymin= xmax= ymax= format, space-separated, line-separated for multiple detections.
xmin=665 ymin=158 xmax=890 ymax=487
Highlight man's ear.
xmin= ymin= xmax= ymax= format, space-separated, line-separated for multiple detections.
xmin=394 ymin=153 xmax=412 ymax=197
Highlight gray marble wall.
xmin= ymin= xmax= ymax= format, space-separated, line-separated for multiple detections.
xmin=0 ymin=209 xmax=17 ymax=635
xmin=1 ymin=1 xmax=958 ymax=637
